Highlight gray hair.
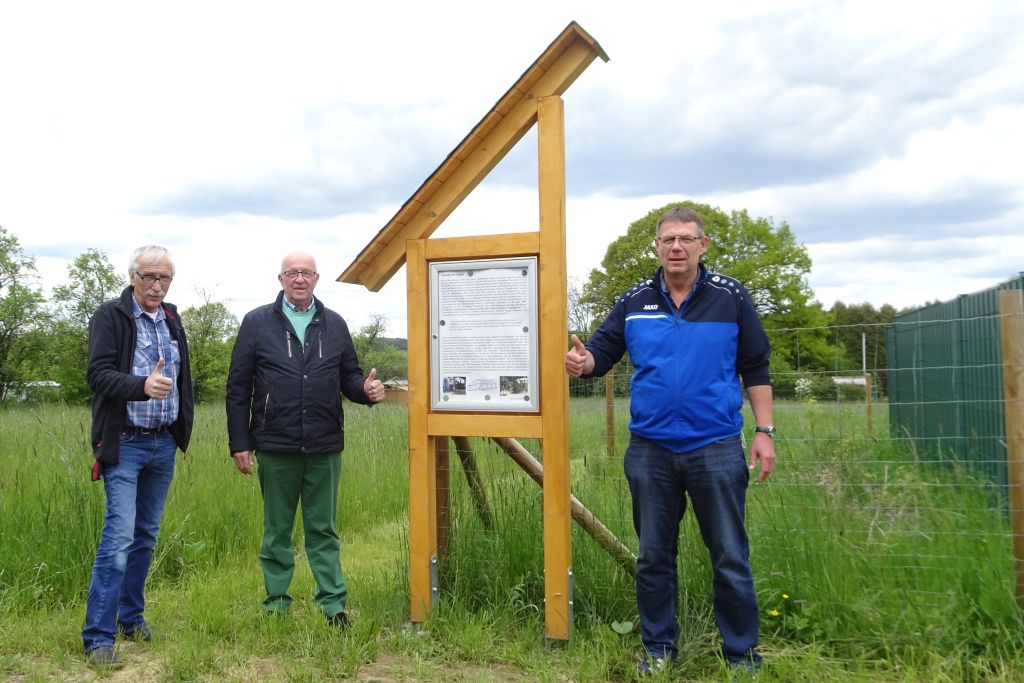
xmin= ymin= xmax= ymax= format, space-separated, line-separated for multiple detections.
xmin=128 ymin=245 xmax=175 ymax=277
xmin=656 ymin=206 xmax=705 ymax=237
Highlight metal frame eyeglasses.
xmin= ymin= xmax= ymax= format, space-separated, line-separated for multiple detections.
xmin=655 ymin=235 xmax=705 ymax=247
xmin=135 ymin=272 xmax=174 ymax=285
xmin=281 ymin=270 xmax=318 ymax=280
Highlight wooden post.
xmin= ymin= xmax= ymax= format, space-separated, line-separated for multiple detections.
xmin=407 ymin=238 xmax=437 ymax=621
xmin=865 ymin=372 xmax=875 ymax=441
xmin=452 ymin=436 xmax=495 ymax=530
xmin=537 ymin=94 xmax=572 ymax=640
xmin=436 ymin=437 xmax=451 ymax=557
xmin=605 ymin=371 xmax=616 ymax=458
xmin=1000 ymin=290 xmax=1024 ymax=604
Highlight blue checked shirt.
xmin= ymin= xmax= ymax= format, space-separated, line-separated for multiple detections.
xmin=126 ymin=297 xmax=181 ymax=428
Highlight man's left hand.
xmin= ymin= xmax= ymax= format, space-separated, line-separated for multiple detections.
xmin=364 ymin=368 xmax=385 ymax=403
xmin=749 ymin=433 xmax=776 ymax=483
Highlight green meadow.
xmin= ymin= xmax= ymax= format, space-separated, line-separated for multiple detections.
xmin=1 ymin=400 xmax=1022 ymax=681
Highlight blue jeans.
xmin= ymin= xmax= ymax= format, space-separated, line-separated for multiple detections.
xmin=82 ymin=431 xmax=176 ymax=653
xmin=624 ymin=435 xmax=760 ymax=664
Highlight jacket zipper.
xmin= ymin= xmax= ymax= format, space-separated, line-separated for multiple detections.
xmin=286 ymin=330 xmax=293 ymax=358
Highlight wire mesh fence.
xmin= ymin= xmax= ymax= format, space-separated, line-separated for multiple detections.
xmin=433 ymin=304 xmax=1023 ymax=651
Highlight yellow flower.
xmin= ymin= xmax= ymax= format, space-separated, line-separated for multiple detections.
xmin=782 ymin=594 xmax=790 ymax=600
xmin=770 ymin=609 xmax=780 ymax=617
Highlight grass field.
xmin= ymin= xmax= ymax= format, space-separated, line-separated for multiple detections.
xmin=1 ymin=400 xmax=1023 ymax=681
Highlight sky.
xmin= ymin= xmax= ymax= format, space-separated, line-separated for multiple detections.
xmin=2 ymin=0 xmax=1022 ymax=337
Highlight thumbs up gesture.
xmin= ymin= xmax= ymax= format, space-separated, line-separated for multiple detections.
xmin=364 ymin=368 xmax=385 ymax=403
xmin=144 ymin=356 xmax=173 ymax=399
xmin=564 ymin=334 xmax=593 ymax=378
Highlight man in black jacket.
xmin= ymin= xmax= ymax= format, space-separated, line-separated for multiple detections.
xmin=226 ymin=251 xmax=385 ymax=627
xmin=82 ymin=245 xmax=193 ymax=668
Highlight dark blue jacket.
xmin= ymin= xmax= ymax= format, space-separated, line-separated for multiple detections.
xmin=225 ymin=292 xmax=372 ymax=456
xmin=87 ymin=286 xmax=194 ymax=477
xmin=585 ymin=264 xmax=771 ymax=453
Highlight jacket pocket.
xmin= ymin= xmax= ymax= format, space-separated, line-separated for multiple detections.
xmin=258 ymin=392 xmax=272 ymax=430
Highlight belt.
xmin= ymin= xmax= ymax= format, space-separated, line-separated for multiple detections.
xmin=122 ymin=425 xmax=171 ymax=435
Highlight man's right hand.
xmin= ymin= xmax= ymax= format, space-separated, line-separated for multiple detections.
xmin=144 ymin=356 xmax=173 ymax=399
xmin=232 ymin=450 xmax=255 ymax=475
xmin=564 ymin=334 xmax=594 ymax=378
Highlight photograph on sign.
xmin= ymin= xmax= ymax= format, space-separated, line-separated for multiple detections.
xmin=429 ymin=257 xmax=539 ymax=412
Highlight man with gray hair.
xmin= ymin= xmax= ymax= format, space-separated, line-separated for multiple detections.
xmin=82 ymin=245 xmax=194 ymax=668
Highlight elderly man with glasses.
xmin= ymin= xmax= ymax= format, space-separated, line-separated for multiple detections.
xmin=564 ymin=206 xmax=776 ymax=675
xmin=82 ymin=245 xmax=193 ymax=668
xmin=226 ymin=251 xmax=385 ymax=628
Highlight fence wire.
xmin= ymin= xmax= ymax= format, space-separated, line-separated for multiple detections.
xmin=435 ymin=311 xmax=1022 ymax=647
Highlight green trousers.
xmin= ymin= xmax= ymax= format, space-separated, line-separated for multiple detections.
xmin=255 ymin=451 xmax=347 ymax=617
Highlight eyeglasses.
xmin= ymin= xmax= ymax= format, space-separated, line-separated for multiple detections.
xmin=281 ymin=270 xmax=318 ymax=280
xmin=135 ymin=272 xmax=174 ymax=285
xmin=655 ymin=235 xmax=705 ymax=247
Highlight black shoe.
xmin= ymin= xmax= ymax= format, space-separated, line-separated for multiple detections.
xmin=326 ymin=611 xmax=350 ymax=629
xmin=119 ymin=620 xmax=154 ymax=641
xmin=86 ymin=645 xmax=123 ymax=668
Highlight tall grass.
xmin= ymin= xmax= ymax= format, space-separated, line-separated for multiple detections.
xmin=2 ymin=399 xmax=1024 ymax=680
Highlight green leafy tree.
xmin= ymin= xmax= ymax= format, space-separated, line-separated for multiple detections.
xmin=0 ymin=227 xmax=47 ymax=401
xmin=181 ymin=291 xmax=239 ymax=403
xmin=828 ymin=301 xmax=898 ymax=392
xmin=44 ymin=249 xmax=126 ymax=403
xmin=52 ymin=248 xmax=125 ymax=327
xmin=567 ymin=277 xmax=594 ymax=336
xmin=352 ymin=315 xmax=407 ymax=384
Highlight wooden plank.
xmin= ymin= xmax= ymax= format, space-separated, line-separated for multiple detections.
xmin=1000 ymin=290 xmax=1024 ymax=604
xmin=436 ymin=437 xmax=450 ymax=558
xmin=424 ymin=232 xmax=540 ymax=260
xmin=345 ymin=38 xmax=604 ymax=291
xmin=427 ymin=412 xmax=543 ymax=438
xmin=407 ymin=239 xmax=437 ymax=622
xmin=537 ymin=95 xmax=572 ymax=640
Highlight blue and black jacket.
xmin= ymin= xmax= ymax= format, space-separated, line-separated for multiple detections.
xmin=585 ymin=264 xmax=771 ymax=453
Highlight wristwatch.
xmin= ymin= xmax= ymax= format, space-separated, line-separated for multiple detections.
xmin=754 ymin=425 xmax=776 ymax=438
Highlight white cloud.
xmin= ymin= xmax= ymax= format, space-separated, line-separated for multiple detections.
xmin=2 ymin=0 xmax=1022 ymax=341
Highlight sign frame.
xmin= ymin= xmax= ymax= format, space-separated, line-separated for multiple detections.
xmin=429 ymin=256 xmax=540 ymax=413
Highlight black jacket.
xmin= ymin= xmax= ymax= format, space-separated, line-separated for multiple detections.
xmin=87 ymin=286 xmax=194 ymax=476
xmin=225 ymin=292 xmax=372 ymax=455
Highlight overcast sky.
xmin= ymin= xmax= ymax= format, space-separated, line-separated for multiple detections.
xmin=2 ymin=0 xmax=1022 ymax=337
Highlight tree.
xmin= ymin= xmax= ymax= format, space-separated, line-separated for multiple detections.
xmin=43 ymin=249 xmax=126 ymax=403
xmin=180 ymin=291 xmax=239 ymax=403
xmin=51 ymin=248 xmax=125 ymax=326
xmin=567 ymin=277 xmax=594 ymax=336
xmin=352 ymin=315 xmax=407 ymax=384
xmin=828 ymin=301 xmax=899 ymax=392
xmin=0 ymin=227 xmax=46 ymax=401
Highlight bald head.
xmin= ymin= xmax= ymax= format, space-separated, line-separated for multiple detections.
xmin=278 ymin=252 xmax=320 ymax=311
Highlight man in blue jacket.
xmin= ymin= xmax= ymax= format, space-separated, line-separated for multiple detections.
xmin=226 ymin=252 xmax=385 ymax=627
xmin=564 ymin=206 xmax=776 ymax=673
xmin=83 ymin=245 xmax=193 ymax=668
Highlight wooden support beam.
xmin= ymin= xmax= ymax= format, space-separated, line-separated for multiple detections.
xmin=537 ymin=95 xmax=572 ymax=640
xmin=491 ymin=437 xmax=636 ymax=576
xmin=1000 ymin=290 xmax=1024 ymax=604
xmin=407 ymin=239 xmax=436 ymax=621
xmin=451 ymin=436 xmax=495 ymax=531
